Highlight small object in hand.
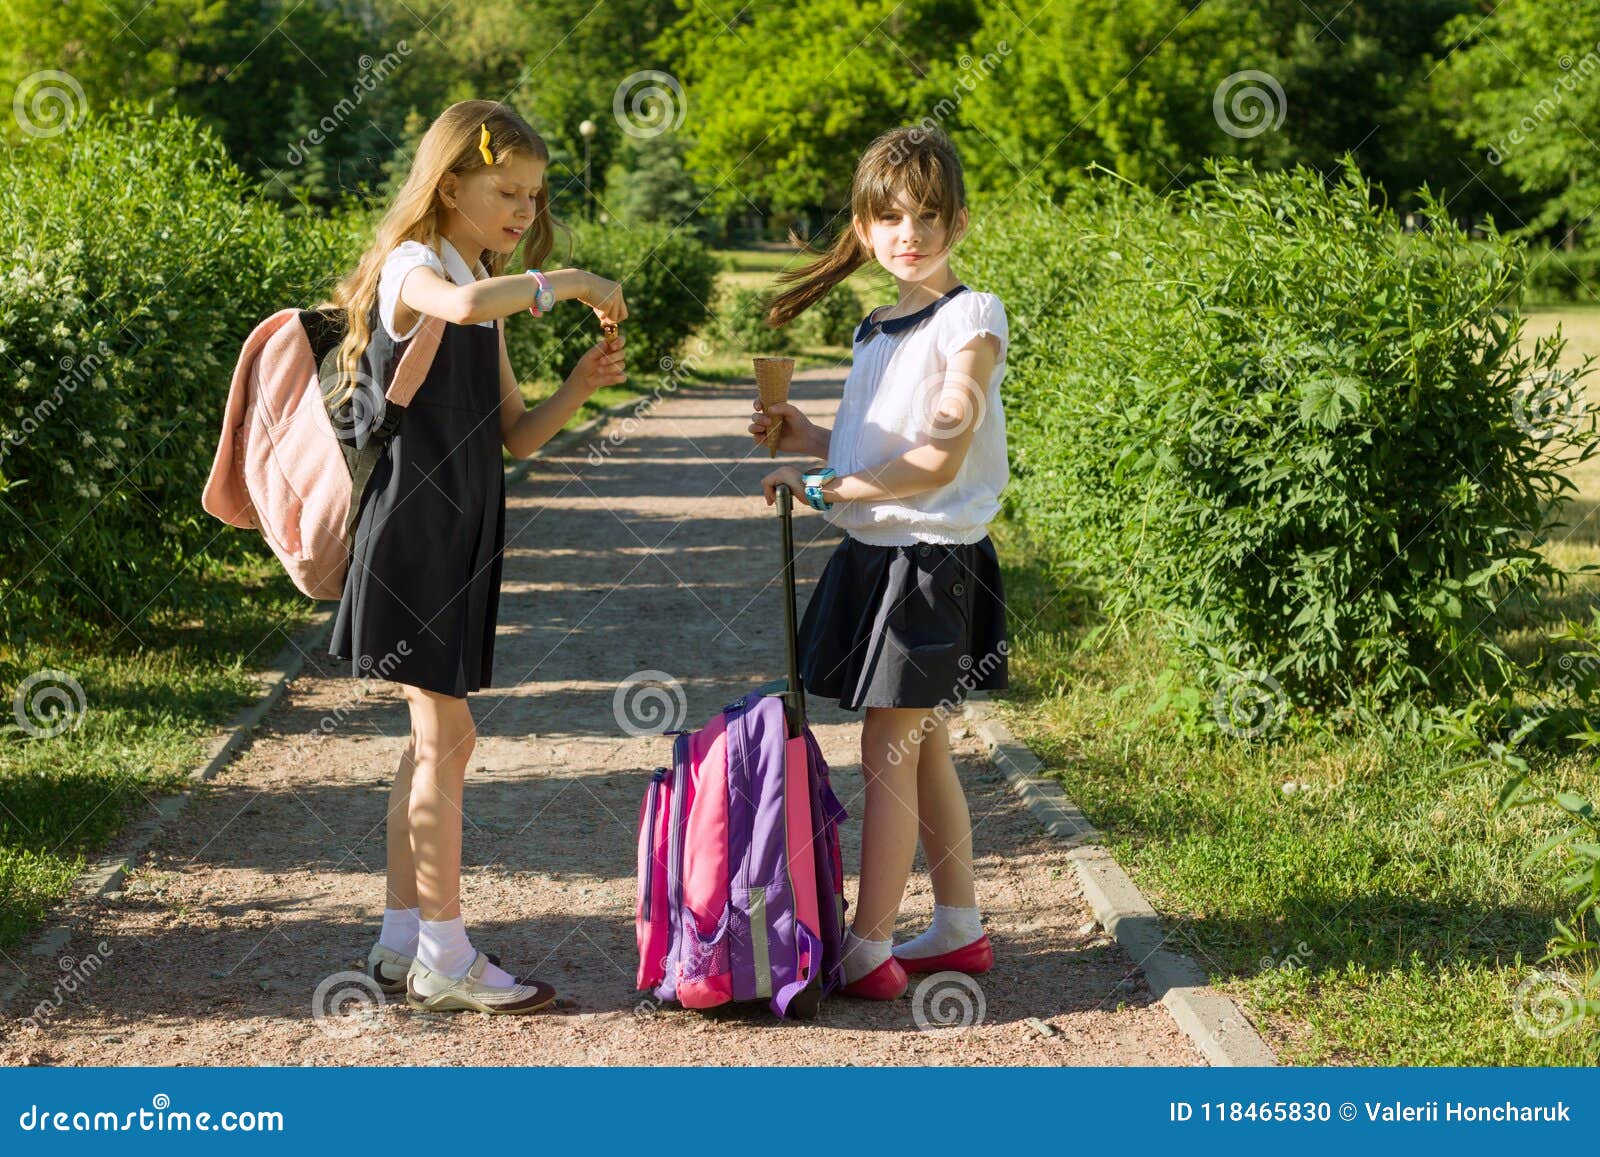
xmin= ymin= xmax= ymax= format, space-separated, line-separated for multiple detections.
xmin=601 ymin=321 xmax=618 ymax=341
xmin=753 ymin=356 xmax=795 ymax=458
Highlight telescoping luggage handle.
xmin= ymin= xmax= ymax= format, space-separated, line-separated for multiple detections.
xmin=775 ymin=488 xmax=806 ymax=737
xmin=747 ymin=490 xmax=805 ymax=737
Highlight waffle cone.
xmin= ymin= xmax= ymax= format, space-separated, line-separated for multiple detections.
xmin=754 ymin=357 xmax=794 ymax=457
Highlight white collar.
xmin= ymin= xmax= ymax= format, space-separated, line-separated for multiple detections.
xmin=437 ymin=236 xmax=488 ymax=285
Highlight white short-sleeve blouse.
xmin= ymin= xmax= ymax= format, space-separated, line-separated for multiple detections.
xmin=376 ymin=237 xmax=494 ymax=342
xmin=824 ymin=286 xmax=1010 ymax=546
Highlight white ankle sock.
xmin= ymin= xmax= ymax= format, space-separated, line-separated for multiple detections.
xmin=892 ymin=904 xmax=984 ymax=961
xmin=378 ymin=906 xmax=420 ymax=956
xmin=418 ymin=915 xmax=475 ymax=978
xmin=416 ymin=916 xmax=518 ymax=986
xmin=842 ymin=928 xmax=892 ymax=985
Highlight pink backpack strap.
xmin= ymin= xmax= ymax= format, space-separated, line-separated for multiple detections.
xmin=384 ymin=314 xmax=445 ymax=405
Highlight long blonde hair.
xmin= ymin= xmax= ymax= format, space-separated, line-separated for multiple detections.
xmin=768 ymin=126 xmax=967 ymax=328
xmin=326 ymin=100 xmax=556 ymax=405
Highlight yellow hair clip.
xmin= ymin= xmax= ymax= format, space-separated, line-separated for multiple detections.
xmin=478 ymin=122 xmax=495 ymax=166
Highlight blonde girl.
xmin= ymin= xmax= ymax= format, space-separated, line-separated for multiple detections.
xmin=327 ymin=99 xmax=628 ymax=1014
xmin=751 ymin=126 xmax=1009 ymax=999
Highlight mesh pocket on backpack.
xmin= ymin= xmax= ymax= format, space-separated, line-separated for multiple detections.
xmin=675 ymin=903 xmax=733 ymax=1009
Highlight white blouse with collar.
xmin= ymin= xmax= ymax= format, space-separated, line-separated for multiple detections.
xmin=824 ymin=285 xmax=1010 ymax=547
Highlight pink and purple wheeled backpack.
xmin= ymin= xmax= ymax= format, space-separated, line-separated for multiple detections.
xmin=634 ymin=491 xmax=848 ymax=1018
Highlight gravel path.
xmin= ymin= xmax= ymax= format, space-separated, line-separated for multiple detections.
xmin=1 ymin=368 xmax=1201 ymax=1066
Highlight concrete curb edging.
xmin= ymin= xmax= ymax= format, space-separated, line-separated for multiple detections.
xmin=1 ymin=392 xmax=644 ymax=1011
xmin=961 ymin=699 xmax=1278 ymax=1067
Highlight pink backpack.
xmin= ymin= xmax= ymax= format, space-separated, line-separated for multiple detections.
xmin=635 ymin=493 xmax=849 ymax=1018
xmin=635 ymin=693 xmax=847 ymax=1017
xmin=200 ymin=307 xmax=443 ymax=598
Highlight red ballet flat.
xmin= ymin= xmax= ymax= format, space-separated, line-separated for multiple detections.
xmin=841 ymin=955 xmax=909 ymax=1000
xmin=894 ymin=933 xmax=994 ymax=975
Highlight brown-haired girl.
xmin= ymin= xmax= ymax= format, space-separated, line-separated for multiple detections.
xmin=327 ymin=99 xmax=628 ymax=1015
xmin=751 ymin=126 xmax=1010 ymax=999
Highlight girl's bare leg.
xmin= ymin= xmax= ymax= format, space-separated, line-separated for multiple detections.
xmin=914 ymin=717 xmax=977 ymax=909
xmin=852 ymin=707 xmax=926 ymax=941
xmin=384 ymin=735 xmax=419 ymax=910
xmin=399 ymin=684 xmax=476 ymax=922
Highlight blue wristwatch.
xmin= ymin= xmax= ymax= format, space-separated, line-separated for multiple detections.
xmin=802 ymin=467 xmax=837 ymax=511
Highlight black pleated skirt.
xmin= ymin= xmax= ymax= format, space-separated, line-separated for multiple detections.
xmin=797 ymin=535 xmax=1009 ymax=711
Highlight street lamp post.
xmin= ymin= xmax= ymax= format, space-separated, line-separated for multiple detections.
xmin=578 ymin=119 xmax=596 ymax=218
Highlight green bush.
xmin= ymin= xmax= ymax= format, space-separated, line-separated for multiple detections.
xmin=793 ymin=283 xmax=862 ymax=348
xmin=505 ymin=218 xmax=718 ymax=386
xmin=715 ymin=288 xmax=791 ymax=355
xmin=0 ymin=102 xmax=359 ymax=636
xmin=965 ymin=163 xmax=1592 ymax=720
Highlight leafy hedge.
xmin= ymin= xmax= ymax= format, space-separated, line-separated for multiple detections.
xmin=715 ymin=287 xmax=792 ymax=355
xmin=793 ymin=283 xmax=862 ymax=348
xmin=0 ymin=103 xmax=358 ymax=636
xmin=964 ymin=163 xmax=1592 ymax=719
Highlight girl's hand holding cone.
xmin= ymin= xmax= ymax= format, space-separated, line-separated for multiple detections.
xmin=749 ymin=398 xmax=824 ymax=457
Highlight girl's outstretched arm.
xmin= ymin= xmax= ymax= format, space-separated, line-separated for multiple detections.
xmin=813 ymin=334 xmax=999 ymax=504
xmin=397 ymin=264 xmax=627 ymax=330
xmin=498 ymin=327 xmax=627 ymax=460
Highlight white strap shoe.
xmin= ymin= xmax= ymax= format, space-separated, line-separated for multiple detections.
xmin=366 ymin=943 xmax=413 ymax=996
xmin=405 ymin=951 xmax=557 ymax=1015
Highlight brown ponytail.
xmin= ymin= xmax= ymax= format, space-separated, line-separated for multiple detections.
xmin=767 ymin=125 xmax=967 ymax=330
xmin=766 ymin=222 xmax=870 ymax=328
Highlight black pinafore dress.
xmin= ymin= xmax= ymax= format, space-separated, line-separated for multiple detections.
xmin=328 ymin=305 xmax=506 ymax=698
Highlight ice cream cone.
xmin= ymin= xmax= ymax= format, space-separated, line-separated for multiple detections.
xmin=754 ymin=356 xmax=794 ymax=458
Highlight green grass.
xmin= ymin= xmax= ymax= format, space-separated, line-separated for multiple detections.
xmin=0 ymin=555 xmax=315 ymax=949
xmin=989 ymin=518 xmax=1598 ymax=1065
